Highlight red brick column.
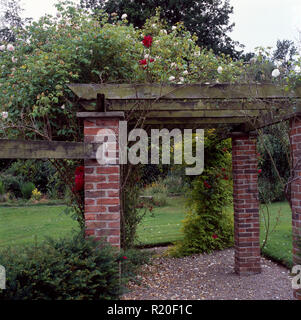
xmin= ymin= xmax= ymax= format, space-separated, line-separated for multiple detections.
xmin=232 ymin=133 xmax=261 ymax=275
xmin=78 ymin=112 xmax=124 ymax=248
xmin=289 ymin=117 xmax=301 ymax=300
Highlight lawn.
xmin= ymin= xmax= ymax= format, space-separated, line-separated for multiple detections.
xmin=0 ymin=204 xmax=79 ymax=248
xmin=0 ymin=197 xmax=294 ymax=268
xmin=136 ymin=196 xmax=186 ymax=246
xmin=260 ymin=201 xmax=293 ymax=268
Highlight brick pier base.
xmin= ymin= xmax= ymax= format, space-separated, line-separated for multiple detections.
xmin=232 ymin=133 xmax=261 ymax=275
xmin=78 ymin=112 xmax=123 ymax=248
xmin=289 ymin=117 xmax=301 ymax=300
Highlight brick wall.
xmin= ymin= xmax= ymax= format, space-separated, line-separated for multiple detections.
xmin=82 ymin=115 xmax=122 ymax=248
xmin=232 ymin=133 xmax=261 ymax=275
xmin=289 ymin=117 xmax=301 ymax=300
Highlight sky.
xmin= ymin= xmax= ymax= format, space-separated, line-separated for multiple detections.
xmin=18 ymin=0 xmax=301 ymax=53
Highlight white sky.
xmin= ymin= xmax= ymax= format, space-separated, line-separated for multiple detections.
xmin=19 ymin=0 xmax=301 ymax=53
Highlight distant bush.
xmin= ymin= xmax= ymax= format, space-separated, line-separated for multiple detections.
xmin=144 ymin=179 xmax=168 ymax=206
xmin=1 ymin=174 xmax=22 ymax=198
xmin=20 ymin=182 xmax=35 ymax=200
xmin=0 ymin=180 xmax=5 ymax=202
xmin=0 ymin=233 xmax=123 ymax=300
xmin=163 ymin=174 xmax=189 ymax=195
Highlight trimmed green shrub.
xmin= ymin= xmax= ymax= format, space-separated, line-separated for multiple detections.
xmin=20 ymin=182 xmax=35 ymax=200
xmin=0 ymin=233 xmax=123 ymax=300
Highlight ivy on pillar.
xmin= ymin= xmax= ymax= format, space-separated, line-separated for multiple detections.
xmin=77 ymin=112 xmax=124 ymax=248
xmin=232 ymin=132 xmax=261 ymax=275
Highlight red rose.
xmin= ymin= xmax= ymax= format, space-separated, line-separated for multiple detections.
xmin=139 ymin=59 xmax=147 ymax=65
xmin=142 ymin=35 xmax=152 ymax=48
xmin=75 ymin=166 xmax=84 ymax=175
xmin=258 ymin=169 xmax=262 ymax=174
xmin=204 ymin=181 xmax=211 ymax=189
xmin=212 ymin=234 xmax=218 ymax=239
xmin=73 ymin=166 xmax=84 ymax=192
xmin=123 ymin=256 xmax=127 ymax=260
xmin=139 ymin=58 xmax=154 ymax=67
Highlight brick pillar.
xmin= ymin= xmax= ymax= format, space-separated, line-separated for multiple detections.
xmin=289 ymin=117 xmax=301 ymax=300
xmin=78 ymin=112 xmax=124 ymax=248
xmin=232 ymin=133 xmax=261 ymax=275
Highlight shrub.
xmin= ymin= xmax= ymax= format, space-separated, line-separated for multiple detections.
xmin=163 ymin=174 xmax=189 ymax=195
xmin=0 ymin=233 xmax=123 ymax=300
xmin=1 ymin=174 xmax=22 ymax=198
xmin=144 ymin=179 xmax=168 ymax=206
xmin=169 ymin=132 xmax=234 ymax=257
xmin=0 ymin=180 xmax=5 ymax=202
xmin=20 ymin=182 xmax=35 ymax=200
xmin=119 ymin=248 xmax=153 ymax=282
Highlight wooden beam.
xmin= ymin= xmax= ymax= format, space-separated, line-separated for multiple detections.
xmin=81 ymin=99 xmax=283 ymax=112
xmin=139 ymin=117 xmax=248 ymax=125
xmin=69 ymin=83 xmax=301 ymax=100
xmin=0 ymin=140 xmax=100 ymax=159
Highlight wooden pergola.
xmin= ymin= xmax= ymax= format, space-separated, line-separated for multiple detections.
xmin=1 ymin=83 xmax=301 ymax=299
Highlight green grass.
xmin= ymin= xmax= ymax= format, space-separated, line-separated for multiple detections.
xmin=0 ymin=204 xmax=79 ymax=248
xmin=0 ymin=196 xmax=295 ymax=268
xmin=136 ymin=196 xmax=186 ymax=246
xmin=260 ymin=201 xmax=293 ymax=268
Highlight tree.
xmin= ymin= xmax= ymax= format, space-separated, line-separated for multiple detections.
xmin=0 ymin=0 xmax=27 ymax=42
xmin=273 ymin=39 xmax=297 ymax=62
xmin=80 ymin=0 xmax=244 ymax=58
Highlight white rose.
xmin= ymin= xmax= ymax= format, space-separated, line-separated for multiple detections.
xmin=183 ymin=70 xmax=188 ymax=75
xmin=170 ymin=62 xmax=177 ymax=68
xmin=61 ymin=104 xmax=65 ymax=110
xmin=179 ymin=77 xmax=184 ymax=82
xmin=294 ymin=65 xmax=301 ymax=73
xmin=271 ymin=69 xmax=280 ymax=78
xmin=121 ymin=13 xmax=127 ymax=19
xmin=217 ymin=66 xmax=223 ymax=74
xmin=1 ymin=111 xmax=8 ymax=119
xmin=144 ymin=54 xmax=150 ymax=59
xmin=168 ymin=76 xmax=175 ymax=81
xmin=160 ymin=29 xmax=167 ymax=35
xmin=172 ymin=26 xmax=177 ymax=31
xmin=194 ymin=51 xmax=200 ymax=57
xmin=0 ymin=45 xmax=5 ymax=51
xmin=12 ymin=56 xmax=17 ymax=63
xmin=7 ymin=44 xmax=15 ymax=52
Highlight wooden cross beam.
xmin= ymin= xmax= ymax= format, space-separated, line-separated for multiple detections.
xmin=69 ymin=83 xmax=301 ymax=129
xmin=0 ymin=140 xmax=100 ymax=159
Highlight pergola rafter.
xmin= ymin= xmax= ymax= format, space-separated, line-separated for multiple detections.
xmin=69 ymin=83 xmax=301 ymax=131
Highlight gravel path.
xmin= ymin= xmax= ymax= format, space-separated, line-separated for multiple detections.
xmin=122 ymin=247 xmax=294 ymax=300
